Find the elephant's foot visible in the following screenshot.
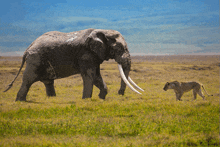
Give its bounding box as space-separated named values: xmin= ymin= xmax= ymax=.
xmin=99 ymin=90 xmax=107 ymax=99
xmin=15 ymin=97 xmax=27 ymax=102
xmin=47 ymin=92 xmax=56 ymax=97
xmin=48 ymin=94 xmax=56 ymax=97
xmin=82 ymin=97 xmax=91 ymax=99
xmin=118 ymin=89 xmax=125 ymax=95
xmin=44 ymin=81 xmax=56 ymax=97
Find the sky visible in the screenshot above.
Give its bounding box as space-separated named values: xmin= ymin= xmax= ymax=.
xmin=0 ymin=0 xmax=219 ymax=56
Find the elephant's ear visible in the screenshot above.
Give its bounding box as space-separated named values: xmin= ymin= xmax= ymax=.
xmin=85 ymin=30 xmax=118 ymax=60
xmin=85 ymin=30 xmax=108 ymax=61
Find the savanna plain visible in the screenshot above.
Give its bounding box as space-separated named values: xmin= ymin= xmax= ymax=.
xmin=0 ymin=55 xmax=219 ymax=146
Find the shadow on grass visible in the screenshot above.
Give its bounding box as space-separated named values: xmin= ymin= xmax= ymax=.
xmin=26 ymin=100 xmax=76 ymax=105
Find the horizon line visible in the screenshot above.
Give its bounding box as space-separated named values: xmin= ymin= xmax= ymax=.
xmin=0 ymin=51 xmax=220 ymax=57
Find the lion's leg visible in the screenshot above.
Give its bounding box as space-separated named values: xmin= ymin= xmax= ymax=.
xmin=197 ymin=89 xmax=205 ymax=100
xmin=179 ymin=93 xmax=183 ymax=101
xmin=176 ymin=92 xmax=183 ymax=101
xmin=175 ymin=93 xmax=179 ymax=101
xmin=193 ymin=89 xmax=197 ymax=100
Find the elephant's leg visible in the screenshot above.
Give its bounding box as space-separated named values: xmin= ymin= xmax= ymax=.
xmin=79 ymin=54 xmax=100 ymax=99
xmin=80 ymin=66 xmax=97 ymax=99
xmin=81 ymin=73 xmax=94 ymax=99
xmin=16 ymin=82 xmax=33 ymax=101
xmin=42 ymin=80 xmax=56 ymax=96
xmin=16 ymin=64 xmax=39 ymax=101
xmin=118 ymin=78 xmax=126 ymax=95
xmin=118 ymin=68 xmax=130 ymax=95
xmin=94 ymin=67 xmax=108 ymax=99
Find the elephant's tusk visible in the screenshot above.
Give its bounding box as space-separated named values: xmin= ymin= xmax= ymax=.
xmin=118 ymin=64 xmax=142 ymax=94
xmin=128 ymin=77 xmax=144 ymax=92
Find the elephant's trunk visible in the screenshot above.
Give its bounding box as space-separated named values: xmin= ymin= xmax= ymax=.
xmin=115 ymin=52 xmax=144 ymax=95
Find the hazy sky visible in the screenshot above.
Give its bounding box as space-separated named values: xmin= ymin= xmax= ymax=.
xmin=0 ymin=0 xmax=219 ymax=56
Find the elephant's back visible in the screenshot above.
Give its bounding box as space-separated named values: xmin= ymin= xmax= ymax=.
xmin=25 ymin=31 xmax=73 ymax=54
xmin=37 ymin=31 xmax=70 ymax=46
xmin=28 ymin=29 xmax=94 ymax=50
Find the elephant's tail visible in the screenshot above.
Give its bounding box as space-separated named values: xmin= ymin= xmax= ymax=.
xmin=3 ymin=52 xmax=27 ymax=92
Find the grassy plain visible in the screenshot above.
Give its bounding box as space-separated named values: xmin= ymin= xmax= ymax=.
xmin=0 ymin=55 xmax=219 ymax=146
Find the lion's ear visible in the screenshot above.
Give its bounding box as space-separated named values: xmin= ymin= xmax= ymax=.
xmin=167 ymin=82 xmax=170 ymax=85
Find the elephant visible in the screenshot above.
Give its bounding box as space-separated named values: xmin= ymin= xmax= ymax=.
xmin=4 ymin=28 xmax=144 ymax=101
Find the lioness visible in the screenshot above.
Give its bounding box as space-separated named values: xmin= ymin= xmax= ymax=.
xmin=163 ymin=81 xmax=213 ymax=101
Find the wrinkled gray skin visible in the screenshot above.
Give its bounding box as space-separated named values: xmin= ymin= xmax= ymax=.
xmin=4 ymin=29 xmax=131 ymax=101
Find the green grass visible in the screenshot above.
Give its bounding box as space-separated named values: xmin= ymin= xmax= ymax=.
xmin=0 ymin=56 xmax=219 ymax=146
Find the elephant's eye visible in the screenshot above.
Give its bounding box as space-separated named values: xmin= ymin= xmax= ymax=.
xmin=110 ymin=50 xmax=115 ymax=55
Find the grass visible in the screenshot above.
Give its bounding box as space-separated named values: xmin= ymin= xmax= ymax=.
xmin=0 ymin=55 xmax=219 ymax=146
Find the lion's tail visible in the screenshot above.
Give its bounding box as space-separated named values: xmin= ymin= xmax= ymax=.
xmin=201 ymin=85 xmax=213 ymax=96
xmin=3 ymin=52 xmax=27 ymax=92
